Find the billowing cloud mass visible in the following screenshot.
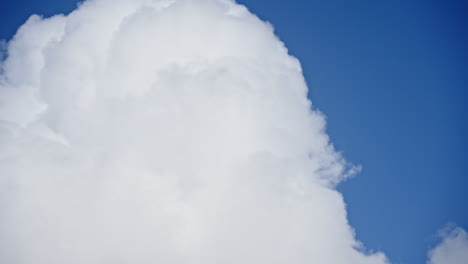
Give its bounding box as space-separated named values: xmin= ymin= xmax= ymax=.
xmin=427 ymin=226 xmax=468 ymax=264
xmin=0 ymin=0 xmax=391 ymax=263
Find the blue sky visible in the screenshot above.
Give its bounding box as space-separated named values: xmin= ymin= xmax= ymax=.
xmin=0 ymin=0 xmax=466 ymax=263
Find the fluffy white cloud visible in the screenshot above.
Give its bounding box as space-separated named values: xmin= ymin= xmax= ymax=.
xmin=0 ymin=0 xmax=389 ymax=263
xmin=427 ymin=226 xmax=468 ymax=264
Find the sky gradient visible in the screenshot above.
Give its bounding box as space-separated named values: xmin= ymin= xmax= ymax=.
xmin=235 ymin=1 xmax=468 ymax=262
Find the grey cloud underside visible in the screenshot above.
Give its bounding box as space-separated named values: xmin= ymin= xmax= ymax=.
xmin=0 ymin=0 xmax=391 ymax=263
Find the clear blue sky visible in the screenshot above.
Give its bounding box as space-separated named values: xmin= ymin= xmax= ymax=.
xmin=0 ymin=0 xmax=466 ymax=263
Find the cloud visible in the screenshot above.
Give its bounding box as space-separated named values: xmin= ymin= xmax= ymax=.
xmin=427 ymin=226 xmax=468 ymax=264
xmin=0 ymin=0 xmax=389 ymax=263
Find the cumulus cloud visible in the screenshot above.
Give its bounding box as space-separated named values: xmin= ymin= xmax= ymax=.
xmin=0 ymin=0 xmax=389 ymax=263
xmin=427 ymin=226 xmax=468 ymax=264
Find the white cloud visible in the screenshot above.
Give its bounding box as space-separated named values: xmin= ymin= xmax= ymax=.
xmin=0 ymin=0 xmax=389 ymax=263
xmin=427 ymin=226 xmax=468 ymax=264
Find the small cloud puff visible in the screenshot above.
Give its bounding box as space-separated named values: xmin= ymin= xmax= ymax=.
xmin=428 ymin=226 xmax=468 ymax=264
